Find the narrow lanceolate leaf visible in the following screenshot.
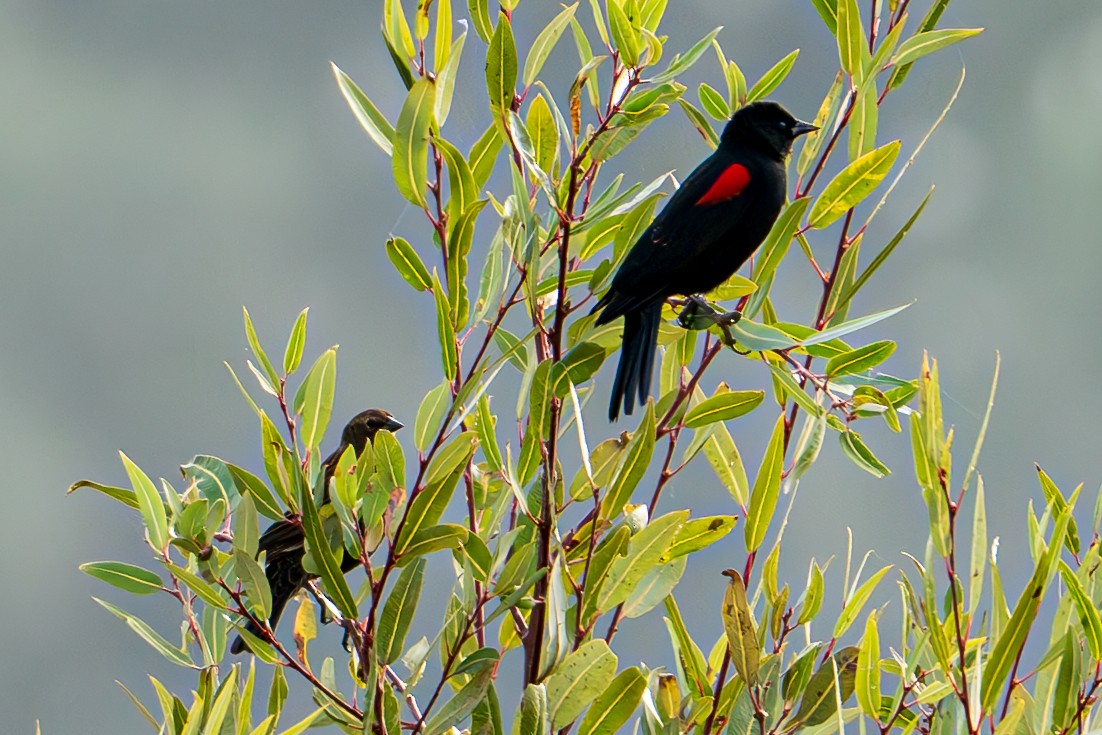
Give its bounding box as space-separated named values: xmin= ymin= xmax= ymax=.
xmin=234 ymin=548 xmax=272 ymax=620
xmin=424 ymin=669 xmax=494 ymax=735
xmin=283 ymin=308 xmax=308 ymax=375
xmin=808 ymin=141 xmax=901 ymax=229
xmin=835 ymin=565 xmax=892 ymax=638
xmin=840 ymin=429 xmax=891 ymax=478
xmin=1059 ymin=561 xmax=1102 ymax=660
xmin=792 ymin=647 xmax=859 ymax=726
xmin=432 ymin=272 xmax=458 ymax=381
xmin=392 ymin=77 xmax=435 ymax=207
xmin=826 ymin=340 xmax=896 ymax=378
xmin=436 ymin=137 xmax=478 ymax=229
xmin=660 ymin=516 xmax=736 ymax=562
xmin=855 ymin=612 xmax=882 ymax=722
xmin=467 ymin=0 xmax=493 ymax=42
xmin=332 ymin=63 xmax=394 ymax=156
xmin=601 ymin=403 xmax=656 ymax=518
xmin=121 ymin=452 xmax=168 ymax=551
xmin=292 ymin=347 xmax=337 ymax=452
xmin=890 ymin=28 xmax=984 ymax=68
xmin=721 ymin=569 xmax=760 ymax=686
xmin=486 ymin=12 xmax=517 ymax=119
xmin=744 ymin=415 xmax=786 ymax=552
xmin=94 ymin=598 xmax=195 ymax=668
xmin=414 ymin=381 xmax=452 ymax=452
xmin=377 ymin=558 xmax=425 ymax=664
xmin=546 ymin=640 xmax=618 ymax=729
xmin=523 ymin=3 xmax=577 ymax=85
xmin=386 ymin=236 xmax=433 ymax=291
xmin=684 ymin=389 xmax=764 ymax=428
xmin=746 ymin=49 xmax=800 ymax=102
xmin=981 ymin=511 xmax=1070 ymax=709
xmin=435 ymin=31 xmax=466 ymax=125
xmin=752 ymin=197 xmax=812 ymax=284
xmin=836 ymin=0 xmax=865 ymax=77
xmin=81 ymin=561 xmax=164 ymax=595
xmin=802 ymin=302 xmax=912 ymax=346
xmin=969 ymin=475 xmax=988 ymax=615
xmin=67 ymin=479 xmax=139 ymax=510
xmin=299 ymin=471 xmax=358 ymax=620
xmin=596 ymin=511 xmax=687 ymax=613
xmin=575 ymin=667 xmax=647 ymax=735
xmin=703 ymin=423 xmax=750 ymax=506
xmin=527 ymin=94 xmax=559 ymax=175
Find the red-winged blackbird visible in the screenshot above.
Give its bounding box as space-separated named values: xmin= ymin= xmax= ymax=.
xmin=230 ymin=408 xmax=403 ymax=654
xmin=593 ymin=101 xmax=817 ymax=420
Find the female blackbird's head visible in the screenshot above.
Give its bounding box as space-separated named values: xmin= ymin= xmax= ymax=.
xmin=721 ymin=101 xmax=818 ymax=160
xmin=340 ymin=408 xmax=403 ymax=451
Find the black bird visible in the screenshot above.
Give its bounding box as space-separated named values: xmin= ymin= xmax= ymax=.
xmin=593 ymin=101 xmax=817 ymax=420
xmin=231 ymin=408 xmax=403 ymax=654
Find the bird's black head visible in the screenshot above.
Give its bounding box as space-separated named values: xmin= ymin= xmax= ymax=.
xmin=720 ymin=101 xmax=818 ymax=161
xmin=341 ymin=408 xmax=403 ymax=451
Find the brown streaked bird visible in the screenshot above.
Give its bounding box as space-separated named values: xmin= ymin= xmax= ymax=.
xmin=231 ymin=408 xmax=402 ymax=654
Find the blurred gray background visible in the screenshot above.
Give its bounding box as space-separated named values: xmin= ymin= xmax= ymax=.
xmin=4 ymin=0 xmax=1100 ymax=731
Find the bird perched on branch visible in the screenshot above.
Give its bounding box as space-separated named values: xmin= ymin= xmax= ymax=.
xmin=593 ymin=101 xmax=817 ymax=421
xmin=231 ymin=408 xmax=403 ymax=654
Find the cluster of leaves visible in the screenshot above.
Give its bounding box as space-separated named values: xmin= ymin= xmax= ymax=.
xmin=74 ymin=3 xmax=1102 ymax=735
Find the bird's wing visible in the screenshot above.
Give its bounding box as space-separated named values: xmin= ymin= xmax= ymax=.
xmin=600 ymin=153 xmax=757 ymax=316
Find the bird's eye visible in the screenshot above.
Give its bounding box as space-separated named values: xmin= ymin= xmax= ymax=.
xmin=778 ymin=120 xmax=789 ymax=129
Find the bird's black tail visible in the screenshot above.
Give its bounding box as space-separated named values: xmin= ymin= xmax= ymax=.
xmin=230 ymin=550 xmax=306 ymax=654
xmin=608 ymin=302 xmax=661 ymax=421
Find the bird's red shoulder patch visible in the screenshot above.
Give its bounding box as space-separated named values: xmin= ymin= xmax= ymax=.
xmin=695 ymin=163 xmax=751 ymax=206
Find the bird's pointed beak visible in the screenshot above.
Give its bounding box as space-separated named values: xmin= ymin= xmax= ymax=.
xmin=791 ymin=120 xmax=819 ymax=138
xmin=384 ymin=417 xmax=404 ymax=432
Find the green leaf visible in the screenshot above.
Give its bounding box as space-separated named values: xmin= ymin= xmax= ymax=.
xmin=397 ymin=523 xmax=469 ymax=560
xmin=527 ymin=94 xmax=559 ymax=175
xmin=799 ymin=561 xmax=825 ymax=624
xmin=81 ymin=561 xmax=164 ymax=595
xmin=575 ymin=667 xmax=647 ymax=735
xmin=839 ymin=429 xmax=891 ymax=478
xmin=546 ymin=640 xmax=619 ymax=729
xmin=744 ymin=415 xmax=785 ymax=552
xmin=121 ymin=451 xmax=168 ymax=551
xmin=810 ymin=0 xmax=838 ymax=35
xmin=651 ymin=27 xmax=723 ymax=84
xmin=808 ymin=140 xmax=901 ymax=228
xmin=165 ymin=563 xmax=228 ymax=610
xmin=721 ymin=569 xmax=760 ymax=686
xmin=392 ymin=77 xmax=436 ymax=207
xmin=1059 ymin=561 xmax=1102 ymax=660
xmin=227 ymin=462 xmax=283 ymax=520
xmin=968 ymin=475 xmax=988 ymax=615
xmin=792 ymin=647 xmax=858 ymax=726
xmin=234 ymin=548 xmax=273 ymax=620
xmin=283 ymin=308 xmax=308 ymax=375
xmin=661 ymin=516 xmax=736 ymax=562
xmin=435 ymin=31 xmax=466 ymax=125
xmin=331 ymin=63 xmax=394 ymax=156
xmin=752 ymin=198 xmax=812 ymax=284
xmin=684 ymin=389 xmax=764 ymax=428
xmin=701 ymin=422 xmax=750 ymax=506
xmin=436 ymin=137 xmax=478 ymax=231
xmin=600 ymin=403 xmax=656 ymax=519
xmin=292 ymin=347 xmax=337 ymax=452
xmin=523 ymin=4 xmax=577 ymax=85
xmin=596 ymin=510 xmax=687 ymax=613
xmin=747 ymin=49 xmax=800 ymax=102
xmin=378 ymin=557 xmax=425 ymax=664
xmin=299 ymin=467 xmax=358 ymax=620
xmin=432 ymin=271 xmax=458 ymax=381
xmin=94 ymin=598 xmax=195 ymax=668
xmin=836 ymin=0 xmax=867 ymax=78
xmin=697 ymin=82 xmax=729 ymax=120
xmin=395 ymin=433 xmax=476 ymax=554
xmin=467 ymin=0 xmax=493 ymax=42
xmin=797 ymin=72 xmax=843 ymax=177
xmin=606 ymin=0 xmax=641 ymax=67
xmin=891 ymin=28 xmax=984 ymax=68
xmin=803 ymin=302 xmax=912 ymax=346
xmin=486 ymin=13 xmax=517 ymax=118
xmin=425 ymin=669 xmax=493 ymax=735
xmin=982 ymin=511 xmax=1070 ymax=709
xmin=67 ymin=479 xmax=139 ymax=510
xmin=386 ymin=236 xmax=433 ymax=292
xmin=415 ymin=381 xmax=452 ymax=452
xmin=180 ymin=454 xmax=238 ymax=509
xmin=677 ymin=99 xmax=719 ymax=149
xmin=855 ymin=612 xmax=882 ymax=722
xmin=826 ymin=340 xmax=896 ymax=378
xmin=435 ymin=0 xmax=453 ymax=68
xmin=848 ymin=81 xmax=878 ymax=160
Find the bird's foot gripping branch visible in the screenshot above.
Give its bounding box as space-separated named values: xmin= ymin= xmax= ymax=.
xmin=77 ymin=5 xmax=1102 ymax=735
